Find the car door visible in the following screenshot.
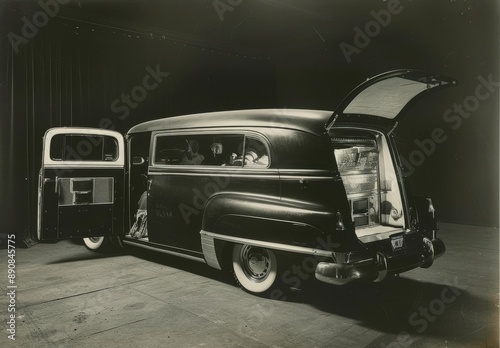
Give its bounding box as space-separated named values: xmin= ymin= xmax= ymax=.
xmin=37 ymin=128 xmax=125 ymax=241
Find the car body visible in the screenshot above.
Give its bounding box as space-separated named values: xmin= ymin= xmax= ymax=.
xmin=37 ymin=69 xmax=456 ymax=295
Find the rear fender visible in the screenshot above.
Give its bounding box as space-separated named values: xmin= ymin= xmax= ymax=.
xmin=203 ymin=193 xmax=331 ymax=247
xmin=200 ymin=192 xmax=367 ymax=270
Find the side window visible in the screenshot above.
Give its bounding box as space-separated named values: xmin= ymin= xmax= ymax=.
xmin=50 ymin=134 xmax=118 ymax=162
xmin=241 ymin=136 xmax=269 ymax=167
xmin=154 ymin=136 xmax=187 ymax=165
xmin=153 ymin=133 xmax=270 ymax=167
xmin=154 ymin=134 xmax=245 ymax=166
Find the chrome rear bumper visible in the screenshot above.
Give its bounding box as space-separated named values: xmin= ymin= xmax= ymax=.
xmin=315 ymin=237 xmax=445 ymax=286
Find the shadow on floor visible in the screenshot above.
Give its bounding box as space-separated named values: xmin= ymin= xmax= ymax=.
xmin=132 ymin=245 xmax=498 ymax=345
xmin=45 ymin=240 xmax=498 ymax=346
xmin=302 ymin=278 xmax=495 ymax=342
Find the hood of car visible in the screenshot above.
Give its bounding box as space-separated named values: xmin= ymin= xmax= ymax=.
xmin=326 ymin=69 xmax=457 ymax=130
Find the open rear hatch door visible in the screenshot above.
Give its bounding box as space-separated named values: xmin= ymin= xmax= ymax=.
xmin=326 ymin=69 xmax=457 ymax=130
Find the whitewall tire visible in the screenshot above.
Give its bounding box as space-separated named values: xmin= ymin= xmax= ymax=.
xmin=232 ymin=244 xmax=278 ymax=294
xmin=83 ymin=236 xmax=106 ymax=250
xmin=83 ymin=236 xmax=123 ymax=252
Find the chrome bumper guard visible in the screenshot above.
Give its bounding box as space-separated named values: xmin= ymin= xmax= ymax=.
xmin=315 ymin=237 xmax=445 ymax=286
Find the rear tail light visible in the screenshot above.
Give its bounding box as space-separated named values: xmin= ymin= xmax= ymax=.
xmin=427 ymin=198 xmax=435 ymax=218
xmin=335 ymin=210 xmax=345 ymax=231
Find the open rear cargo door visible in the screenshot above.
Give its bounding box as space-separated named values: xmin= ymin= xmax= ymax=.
xmin=326 ymin=69 xmax=457 ymax=130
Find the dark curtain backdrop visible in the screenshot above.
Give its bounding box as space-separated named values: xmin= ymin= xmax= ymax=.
xmin=0 ymin=7 xmax=276 ymax=246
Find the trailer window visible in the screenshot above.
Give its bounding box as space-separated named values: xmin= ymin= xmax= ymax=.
xmin=50 ymin=134 xmax=118 ymax=162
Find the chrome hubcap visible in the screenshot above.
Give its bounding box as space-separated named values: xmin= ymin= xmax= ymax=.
xmin=240 ymin=246 xmax=271 ymax=282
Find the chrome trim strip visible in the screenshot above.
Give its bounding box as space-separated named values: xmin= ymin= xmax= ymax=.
xmin=277 ymin=168 xmax=335 ymax=175
xmin=58 ymin=202 xmax=113 ymax=207
xmin=148 ymin=170 xmax=333 ymax=181
xmin=201 ymin=233 xmax=222 ymax=270
xmin=149 ymin=165 xmax=274 ymax=173
xmin=148 ymin=165 xmax=278 ymax=173
xmin=200 ymin=230 xmax=333 ymax=258
xmin=278 ymin=176 xmax=333 ymax=181
xmin=122 ymin=240 xmax=206 ymax=263
xmin=148 ymin=171 xmax=280 ymax=180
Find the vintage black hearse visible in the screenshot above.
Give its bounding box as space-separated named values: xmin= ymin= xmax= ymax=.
xmin=37 ymin=70 xmax=456 ymax=295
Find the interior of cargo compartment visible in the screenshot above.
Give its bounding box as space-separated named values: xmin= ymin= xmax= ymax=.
xmin=332 ymin=131 xmax=405 ymax=239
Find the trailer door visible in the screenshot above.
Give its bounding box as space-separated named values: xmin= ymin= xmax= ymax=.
xmin=37 ymin=128 xmax=125 ymax=241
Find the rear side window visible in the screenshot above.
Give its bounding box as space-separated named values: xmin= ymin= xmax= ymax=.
xmin=153 ymin=133 xmax=270 ymax=167
xmin=50 ymin=134 xmax=118 ymax=162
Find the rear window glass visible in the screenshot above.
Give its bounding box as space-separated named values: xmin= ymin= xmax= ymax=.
xmin=50 ymin=134 xmax=118 ymax=161
xmin=154 ymin=134 xmax=269 ymax=167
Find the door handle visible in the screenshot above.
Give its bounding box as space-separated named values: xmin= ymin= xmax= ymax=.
xmin=299 ymin=179 xmax=308 ymax=189
xmin=147 ymin=179 xmax=152 ymax=190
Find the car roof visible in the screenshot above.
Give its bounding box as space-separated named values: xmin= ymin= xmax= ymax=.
xmin=127 ymin=109 xmax=332 ymax=136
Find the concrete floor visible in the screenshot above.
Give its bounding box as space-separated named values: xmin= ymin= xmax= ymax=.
xmin=1 ymin=222 xmax=498 ymax=347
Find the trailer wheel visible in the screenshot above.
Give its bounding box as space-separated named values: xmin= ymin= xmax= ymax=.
xmin=83 ymin=236 xmax=122 ymax=253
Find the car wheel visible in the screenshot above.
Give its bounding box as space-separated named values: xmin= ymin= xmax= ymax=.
xmin=83 ymin=236 xmax=106 ymax=250
xmin=232 ymin=244 xmax=278 ymax=294
xmin=83 ymin=236 xmax=122 ymax=252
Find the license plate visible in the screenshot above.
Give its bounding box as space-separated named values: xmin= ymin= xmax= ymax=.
xmin=390 ymin=234 xmax=404 ymax=251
